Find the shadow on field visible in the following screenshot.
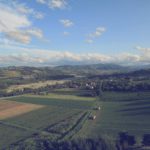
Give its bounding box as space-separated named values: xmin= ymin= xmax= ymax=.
xmin=124 ymin=110 xmax=150 ymax=116
xmin=117 ymin=96 xmax=150 ymax=116
xmin=121 ymin=106 xmax=150 ymax=112
xmin=124 ymin=101 xmax=150 ymax=107
xmin=119 ymin=106 xmax=150 ymax=115
xmin=102 ymin=96 xmax=150 ymax=103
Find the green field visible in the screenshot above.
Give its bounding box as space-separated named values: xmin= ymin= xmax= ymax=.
xmin=0 ymin=90 xmax=150 ymax=149
xmin=77 ymin=92 xmax=150 ymax=138
xmin=7 ymin=94 xmax=95 ymax=109
xmin=0 ymin=123 xmax=32 ymax=148
xmin=0 ymin=91 xmax=95 ymax=149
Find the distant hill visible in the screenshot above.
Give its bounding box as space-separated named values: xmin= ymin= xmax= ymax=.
xmin=55 ymin=63 xmax=128 ymax=75
xmin=128 ymin=68 xmax=150 ymax=76
xmin=56 ymin=63 xmax=124 ymax=70
xmin=0 ymin=63 xmax=150 ymax=78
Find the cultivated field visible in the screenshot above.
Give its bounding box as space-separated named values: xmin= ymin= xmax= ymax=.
xmin=0 ymin=100 xmax=44 ymax=120
xmin=7 ymin=95 xmax=94 ymax=109
xmin=0 ymin=124 xmax=32 ymax=148
xmin=7 ymin=80 xmax=68 ymax=92
xmin=30 ymin=92 xmax=95 ymax=101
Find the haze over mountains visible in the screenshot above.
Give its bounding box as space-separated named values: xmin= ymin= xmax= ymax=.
xmin=1 ymin=63 xmax=150 ymax=78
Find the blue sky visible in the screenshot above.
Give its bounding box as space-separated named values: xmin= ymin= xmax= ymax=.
xmin=0 ymin=0 xmax=150 ymax=66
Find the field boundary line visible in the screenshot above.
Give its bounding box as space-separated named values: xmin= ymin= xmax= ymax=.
xmin=93 ymin=124 xmax=150 ymax=131
xmin=0 ymin=120 xmax=41 ymax=133
xmin=60 ymin=111 xmax=91 ymax=141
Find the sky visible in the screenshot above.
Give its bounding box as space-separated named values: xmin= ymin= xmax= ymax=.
xmin=0 ymin=0 xmax=150 ymax=66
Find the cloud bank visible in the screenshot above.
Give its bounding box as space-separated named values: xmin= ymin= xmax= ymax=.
xmin=0 ymin=44 xmax=150 ymax=66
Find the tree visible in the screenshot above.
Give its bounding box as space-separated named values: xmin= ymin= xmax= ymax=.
xmin=142 ymin=134 xmax=150 ymax=146
xmin=95 ymin=80 xmax=103 ymax=100
xmin=116 ymin=132 xmax=136 ymax=150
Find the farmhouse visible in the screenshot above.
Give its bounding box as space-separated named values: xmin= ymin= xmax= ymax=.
xmin=89 ymin=115 xmax=97 ymax=120
xmin=94 ymin=106 xmax=101 ymax=110
xmin=92 ymin=115 xmax=96 ymax=120
xmin=97 ymin=106 xmax=101 ymax=110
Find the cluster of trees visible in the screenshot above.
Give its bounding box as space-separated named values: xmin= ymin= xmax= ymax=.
xmin=102 ymin=80 xmax=150 ymax=92
xmin=116 ymin=132 xmax=150 ymax=150
xmin=86 ymin=69 xmax=150 ymax=92
xmin=8 ymin=133 xmax=150 ymax=150
xmin=0 ymin=75 xmax=74 ymax=89
xmin=66 ymin=75 xmax=150 ymax=95
xmin=0 ymin=66 xmax=74 ymax=90
xmin=9 ymin=137 xmax=114 ymax=150
xmin=0 ymin=78 xmax=149 ymax=99
xmin=88 ymin=69 xmax=150 ymax=80
xmin=0 ymin=83 xmax=68 ymax=97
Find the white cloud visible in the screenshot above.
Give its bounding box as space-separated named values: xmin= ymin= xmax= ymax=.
xmin=115 ymin=53 xmax=141 ymax=64
xmin=86 ymin=39 xmax=93 ymax=44
xmin=49 ymin=0 xmax=67 ymax=9
xmin=136 ymin=46 xmax=150 ymax=53
xmin=34 ymin=12 xmax=44 ymax=19
xmin=60 ymin=19 xmax=74 ymax=27
xmin=135 ymin=46 xmax=150 ymax=62
xmin=0 ymin=54 xmax=46 ymax=65
xmin=36 ymin=0 xmax=68 ymax=9
xmin=86 ymin=26 xmax=106 ymax=44
xmin=4 ymin=28 xmax=43 ymax=44
xmin=0 ymin=37 xmax=29 ymax=48
xmin=27 ymin=29 xmax=43 ymax=39
xmin=16 ymin=2 xmax=44 ymax=19
xmin=36 ymin=0 xmax=46 ymax=4
xmin=89 ymin=27 xmax=106 ymax=38
xmin=0 ymin=4 xmax=30 ymax=32
xmin=5 ymin=2 xmax=44 ymax=19
xmin=5 ymin=31 xmax=31 ymax=44
xmin=0 ymin=50 xmax=113 ymax=66
xmin=1 ymin=44 xmax=150 ymax=66
xmin=63 ymin=31 xmax=70 ymax=36
xmin=0 ymin=2 xmax=44 ymax=44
